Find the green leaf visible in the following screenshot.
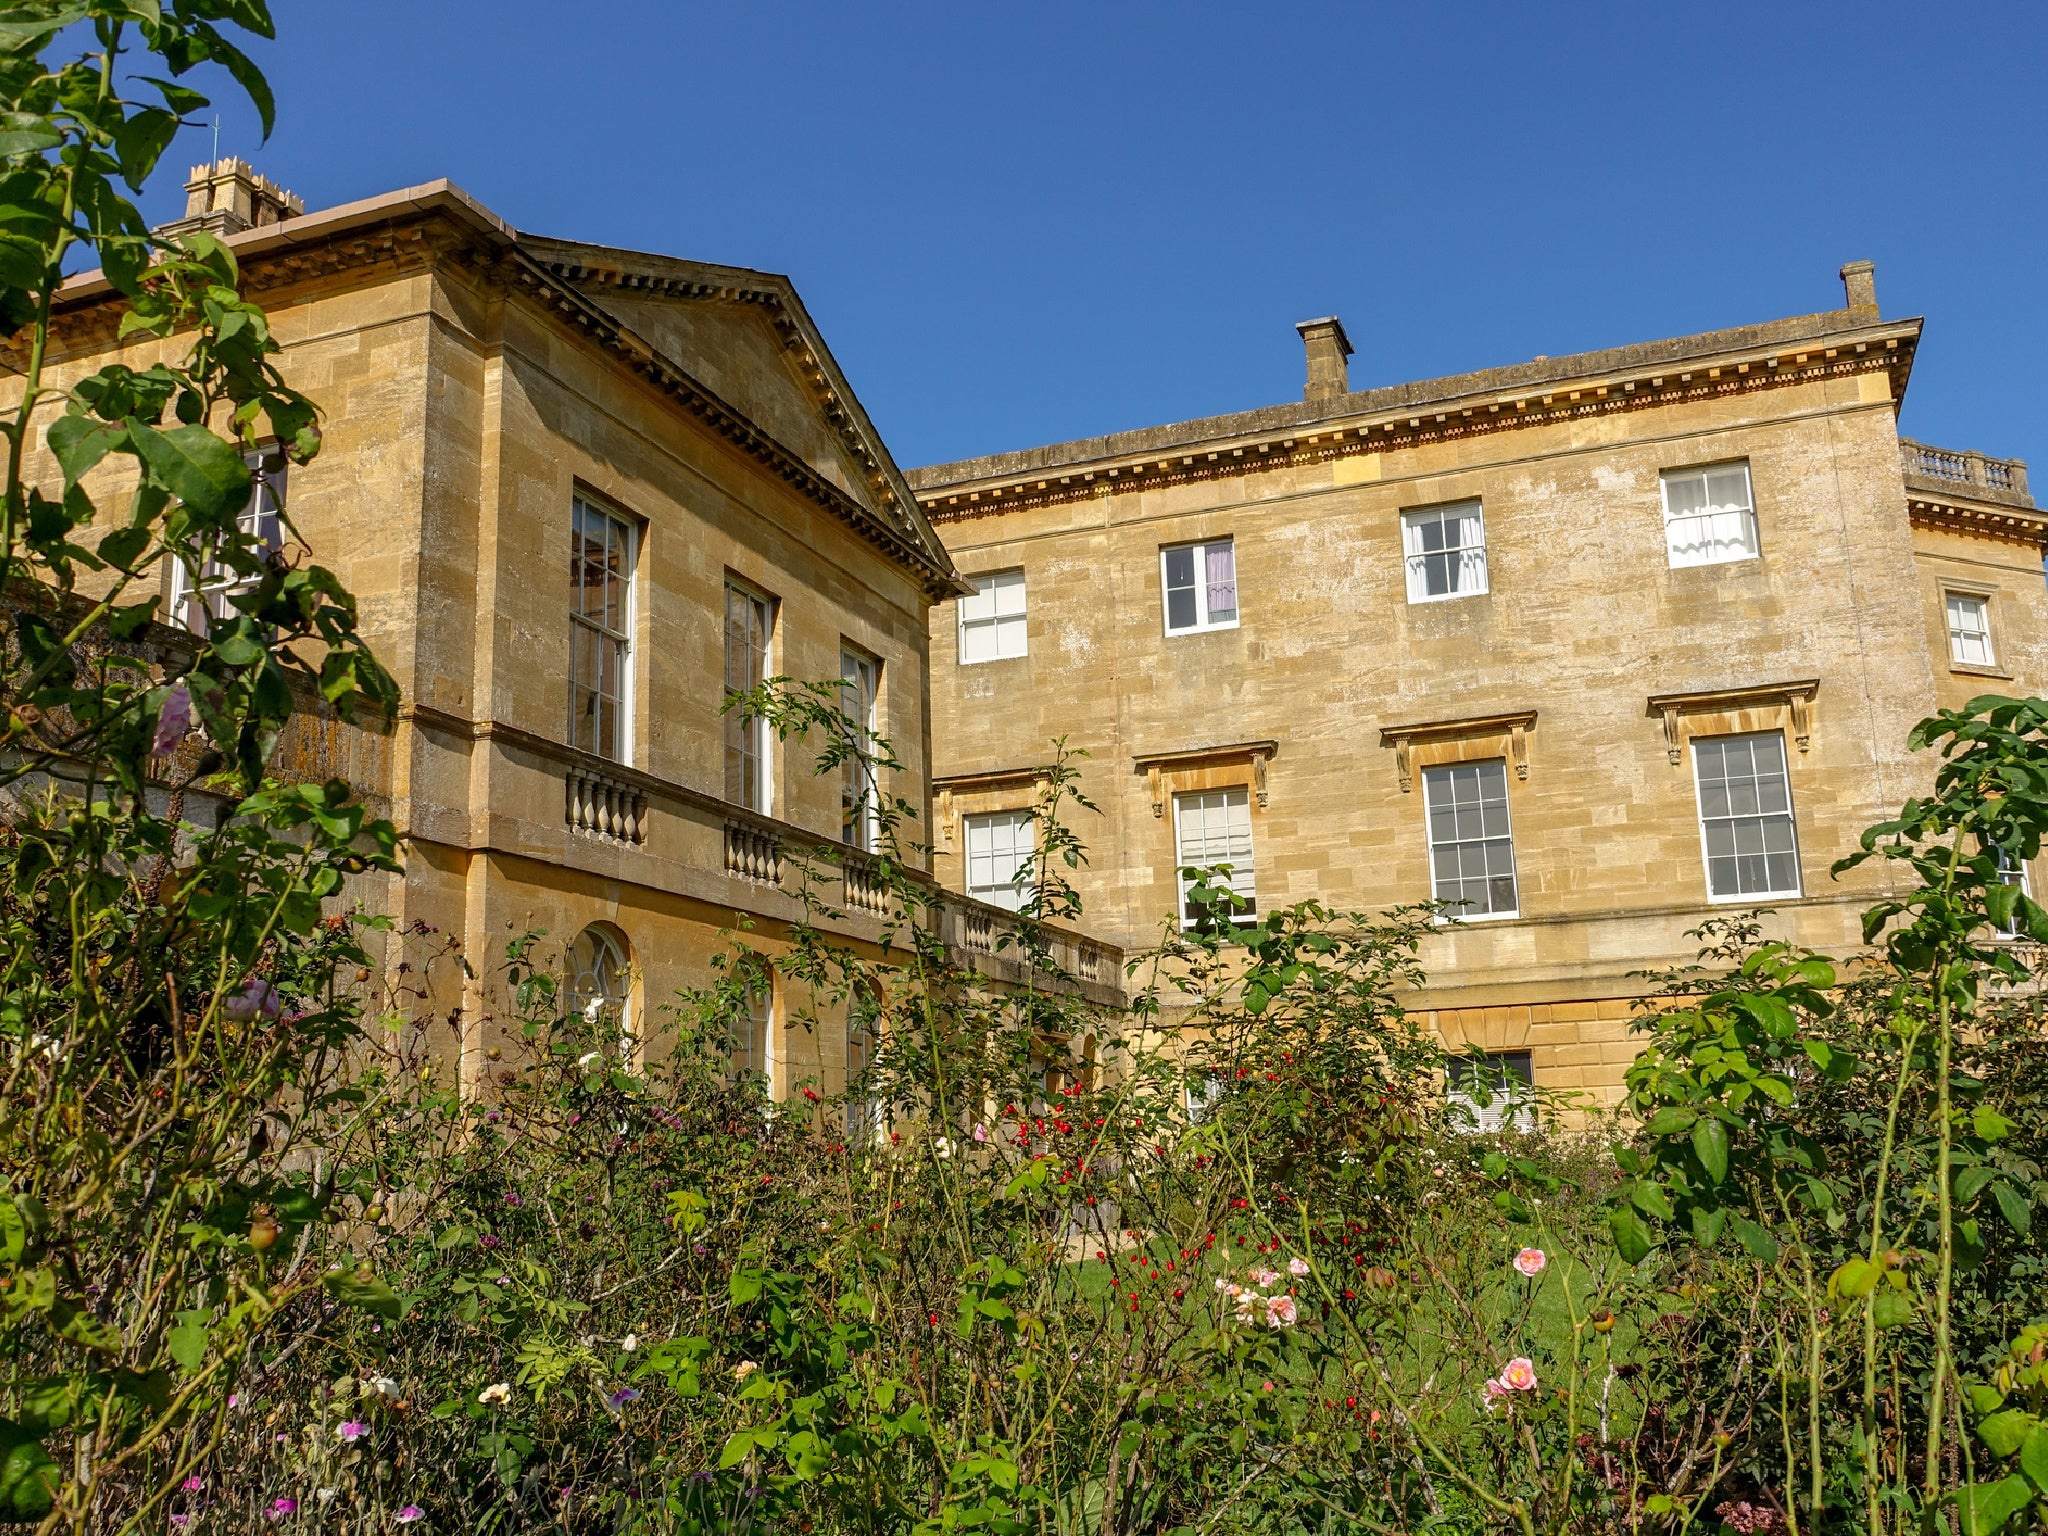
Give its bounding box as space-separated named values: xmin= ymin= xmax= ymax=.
xmin=127 ymin=419 xmax=250 ymax=520
xmin=1692 ymin=1117 xmax=1730 ymax=1185
xmin=1959 ymin=1475 xmax=2034 ymax=1536
xmin=1642 ymin=1106 xmax=1696 ymax=1136
xmin=1992 ymin=1182 xmax=2032 ymax=1237
xmin=1975 ymin=1105 xmax=2016 ymax=1143
xmin=0 ymin=1198 xmax=22 ymax=1264
xmin=1829 ymin=1258 xmax=1880 ymax=1299
xmin=45 ymin=415 xmax=127 ymax=483
xmin=0 ymin=1421 xmax=57 ymax=1522
xmin=0 ymin=113 xmax=61 ymax=158
xmin=1609 ymin=1206 xmax=1653 ymax=1265
xmin=2021 ymin=1425 xmax=2048 ymax=1492
xmin=323 ymin=1270 xmax=402 ymax=1320
xmin=1730 ymin=1215 xmax=1780 ymax=1263
xmin=1981 ymin=1410 xmax=2042 ymax=1458
xmin=166 ymin=1324 xmax=209 ymax=1372
xmin=1872 ymin=1289 xmax=1911 ymax=1329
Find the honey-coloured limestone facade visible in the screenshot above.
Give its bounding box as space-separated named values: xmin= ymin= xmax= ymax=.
xmin=13 ymin=162 xmax=1123 ymax=1101
xmin=912 ymin=264 xmax=2046 ymax=1107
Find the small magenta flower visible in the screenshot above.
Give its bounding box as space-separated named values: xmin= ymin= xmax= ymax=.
xmin=268 ymin=1497 xmax=299 ymax=1519
xmin=395 ymin=1507 xmax=425 ymax=1525
xmin=335 ymin=1420 xmax=369 ymax=1442
xmin=1513 ymin=1247 xmax=1547 ymax=1277
xmin=151 ymin=681 xmax=192 ymax=756
xmin=181 ymin=1476 xmax=203 ymax=1493
xmin=169 ymin=1516 xmax=192 ymax=1530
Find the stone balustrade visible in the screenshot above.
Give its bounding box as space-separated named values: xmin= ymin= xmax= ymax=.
xmin=565 ymin=765 xmax=647 ymax=845
xmin=723 ymin=818 xmax=783 ymax=884
xmin=1900 ymin=439 xmax=2032 ymax=506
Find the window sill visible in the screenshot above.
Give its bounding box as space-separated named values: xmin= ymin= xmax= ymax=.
xmin=1164 ymin=620 xmax=1241 ymax=638
xmin=1406 ymin=589 xmax=1490 ymax=606
xmin=1949 ymin=663 xmax=2012 ymax=680
xmin=1706 ymin=889 xmax=1804 ymax=905
xmin=1432 ymin=910 xmax=1522 ymax=926
xmin=957 ymin=654 xmax=1030 ymax=667
xmin=1665 ymin=552 xmax=1761 ymax=571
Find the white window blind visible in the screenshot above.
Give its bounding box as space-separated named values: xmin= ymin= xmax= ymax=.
xmin=1662 ymin=463 xmax=1758 ymax=567
xmin=1947 ymin=592 xmax=1994 ymax=667
xmin=724 ymin=583 xmax=774 ymax=812
xmin=1422 ymin=759 xmax=1519 ymax=918
xmin=169 ymin=445 xmax=288 ymax=637
xmin=959 ymin=569 xmax=1027 ymax=662
xmin=1162 ymin=539 xmax=1238 ymax=634
xmin=568 ymin=497 xmax=635 ymax=763
xmin=1401 ymin=501 xmax=1488 ymax=602
xmin=1693 ymin=731 xmax=1801 ymax=899
xmin=964 ymin=809 xmax=1035 ymax=912
xmin=1173 ymin=787 xmax=1256 ymax=924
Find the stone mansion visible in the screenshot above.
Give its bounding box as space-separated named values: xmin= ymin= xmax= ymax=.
xmin=27 ymin=161 xmax=2044 ymax=1108
xmin=912 ymin=263 xmax=2043 ymax=1105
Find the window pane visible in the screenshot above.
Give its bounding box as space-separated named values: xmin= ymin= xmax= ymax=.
xmin=1164 ymin=546 xmax=1197 ymax=630
xmin=1693 ymin=730 xmax=1800 ymax=897
xmin=1422 ymin=760 xmax=1517 ymax=917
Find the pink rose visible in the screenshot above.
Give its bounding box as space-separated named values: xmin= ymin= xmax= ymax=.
xmin=151 ymin=681 xmax=192 ymax=756
xmin=1288 ymin=1256 xmax=1310 ymax=1278
xmin=1497 ymin=1356 xmax=1538 ymax=1391
xmin=1513 ymin=1247 xmax=1546 ymax=1276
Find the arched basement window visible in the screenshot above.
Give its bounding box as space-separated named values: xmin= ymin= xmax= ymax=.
xmin=567 ymin=924 xmax=632 ymax=1045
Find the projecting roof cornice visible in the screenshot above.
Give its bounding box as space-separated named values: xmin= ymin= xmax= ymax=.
xmin=911 ymin=312 xmax=1922 ymax=522
xmin=14 ymin=181 xmax=966 ymax=600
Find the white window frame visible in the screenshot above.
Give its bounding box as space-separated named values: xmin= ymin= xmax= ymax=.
xmin=1420 ymin=758 xmax=1521 ymax=921
xmin=1660 ymin=461 xmax=1760 ymax=569
xmin=1446 ymin=1051 xmax=1537 ymax=1135
xmin=567 ymin=924 xmax=633 ymax=1049
xmin=958 ymin=568 xmax=1028 ymax=663
xmin=1400 ymin=500 xmax=1489 ymax=603
xmin=168 ymin=444 xmax=288 ymax=636
xmin=724 ymin=580 xmax=776 ymax=814
xmin=1171 ymin=786 xmax=1256 ymax=928
xmin=732 ymin=974 xmax=774 ymax=1091
xmin=1692 ymin=730 xmax=1803 ymax=903
xmin=1160 ymin=538 xmax=1239 ymax=636
xmin=839 ymin=647 xmax=881 ymax=852
xmin=568 ymin=496 xmax=637 ymax=764
xmin=963 ymin=808 xmax=1036 ymax=912
xmin=1946 ymin=590 xmax=1996 ymax=669
xmin=1993 ymin=849 xmax=2030 ymax=940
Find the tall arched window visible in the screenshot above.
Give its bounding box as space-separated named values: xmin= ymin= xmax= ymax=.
xmin=567 ymin=924 xmax=632 ymax=1045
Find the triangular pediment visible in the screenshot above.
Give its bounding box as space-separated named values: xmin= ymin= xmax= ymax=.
xmin=516 ymin=236 xmax=958 ymax=593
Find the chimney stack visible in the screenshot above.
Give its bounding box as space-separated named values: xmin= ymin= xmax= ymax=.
xmin=1295 ymin=316 xmax=1353 ymax=405
xmin=1839 ymin=260 xmax=1878 ymax=321
xmin=155 ymin=158 xmax=304 ymax=240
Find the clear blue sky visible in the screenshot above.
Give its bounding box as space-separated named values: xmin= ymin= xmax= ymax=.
xmin=143 ymin=0 xmax=2045 ymax=474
